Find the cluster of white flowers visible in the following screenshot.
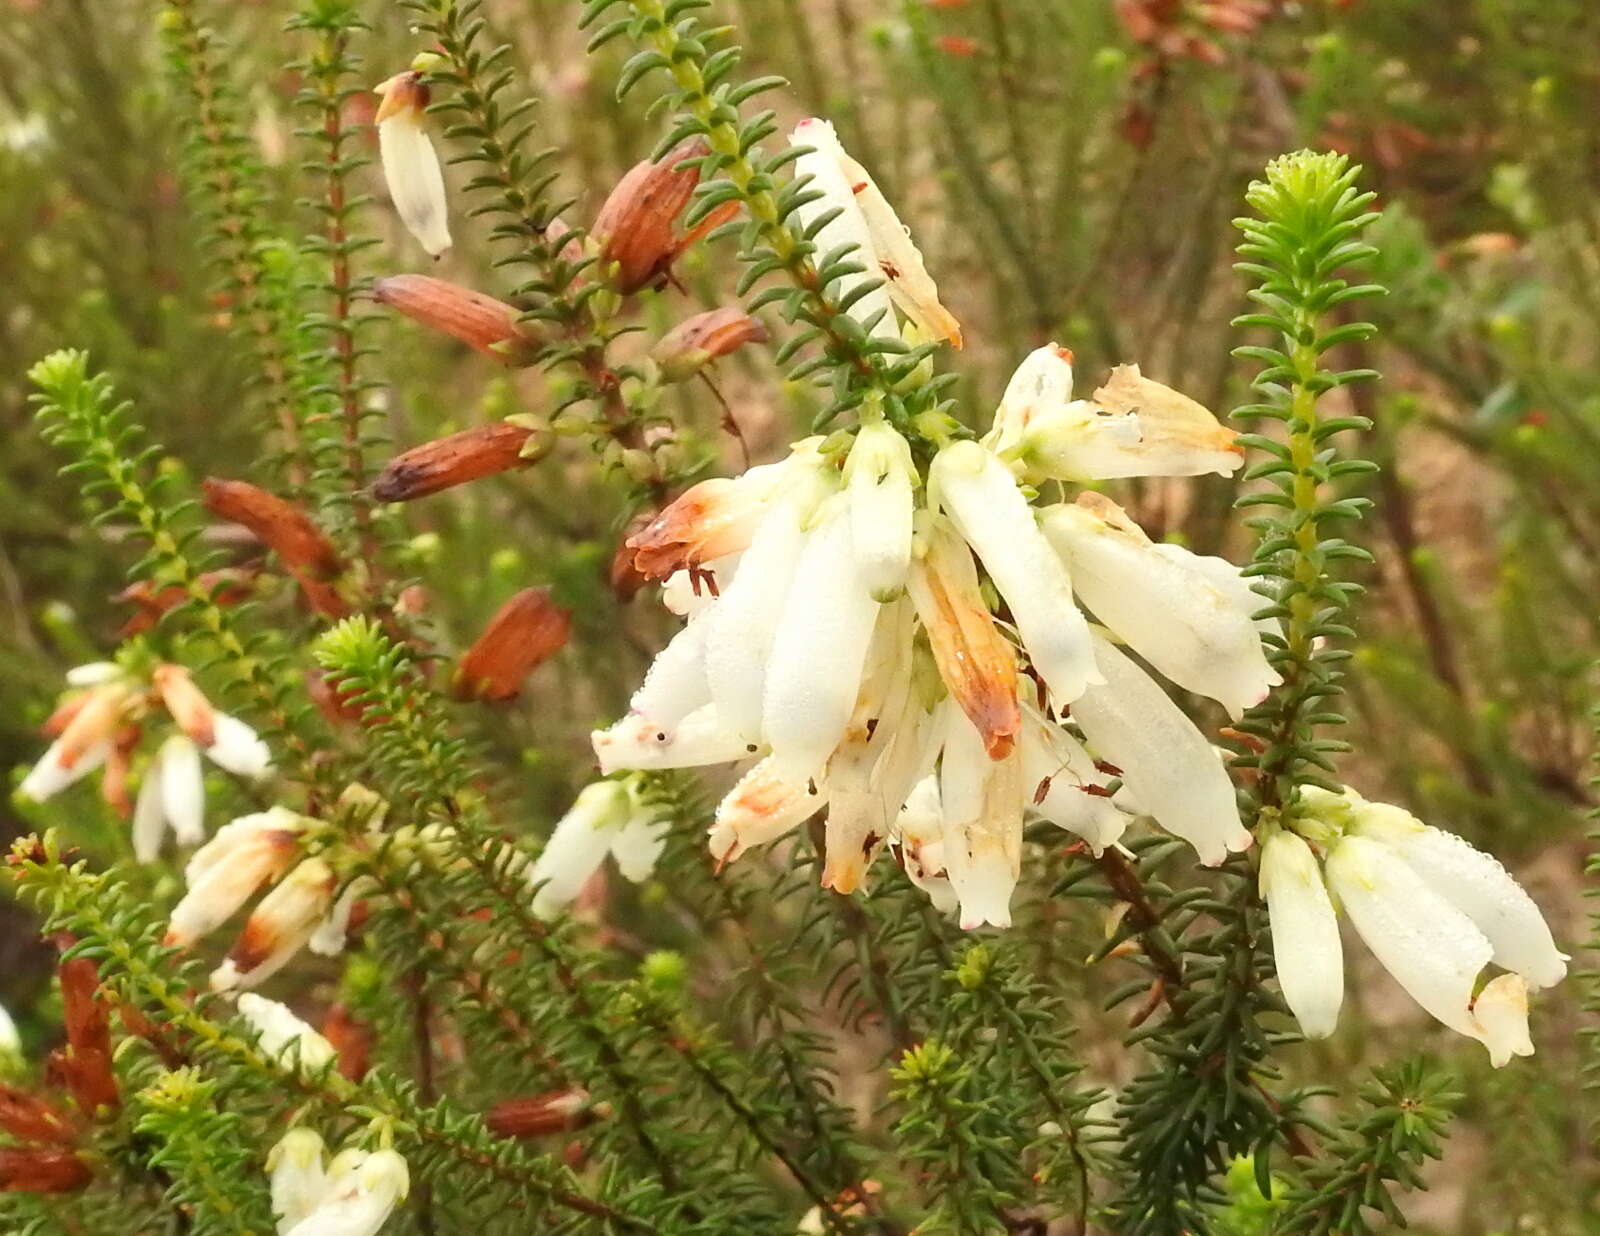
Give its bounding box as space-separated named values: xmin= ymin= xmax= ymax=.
xmin=525 ymin=777 xmax=670 ymax=919
xmin=588 ymin=118 xmax=1274 ymax=930
xmin=268 ymin=1126 xmax=409 ymax=1236
xmin=20 ymin=660 xmax=271 ymax=859
xmin=1260 ymin=785 xmax=1566 ymax=1065
xmin=164 ymin=806 xmax=364 ymax=991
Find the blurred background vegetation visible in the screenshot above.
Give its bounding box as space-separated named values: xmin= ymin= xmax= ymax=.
xmin=0 ymin=0 xmax=1595 ymax=1228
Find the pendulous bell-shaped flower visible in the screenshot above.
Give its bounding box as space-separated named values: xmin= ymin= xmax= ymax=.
xmin=269 ymin=1128 xmax=409 ymax=1236
xmin=1258 ymin=828 xmax=1343 ymax=1039
xmin=237 ymin=994 xmax=337 ymax=1077
xmin=375 ymin=67 xmax=451 ymax=258
xmin=527 ymin=778 xmax=669 ymax=919
xmin=789 ymin=118 xmax=962 ymax=347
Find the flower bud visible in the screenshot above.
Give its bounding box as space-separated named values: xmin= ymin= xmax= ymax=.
xmin=592 ymin=139 xmax=739 ymax=293
xmin=485 ymin=1088 xmax=594 ymax=1139
xmin=453 ymin=588 xmax=572 ymax=702
xmin=0 ymin=1146 xmax=91 ymax=1193
xmin=371 ymin=421 xmax=546 ymax=503
xmin=152 ymin=663 xmax=217 ymax=748
xmin=373 ymin=275 xmax=537 ymax=364
xmin=652 ymin=308 xmax=768 ymax=382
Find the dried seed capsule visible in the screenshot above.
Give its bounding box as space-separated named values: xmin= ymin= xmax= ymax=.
xmin=201 ymin=479 xmax=348 ymax=617
xmin=453 ymin=588 xmax=572 ymax=702
xmin=0 ymin=1146 xmax=92 ymax=1194
xmin=485 ymin=1088 xmax=594 ymax=1139
xmin=592 ymin=139 xmax=740 ymax=293
xmin=371 ymin=422 xmax=545 ymax=503
xmin=652 ymin=308 xmax=768 ymax=382
xmin=373 ymin=275 xmax=537 ymax=364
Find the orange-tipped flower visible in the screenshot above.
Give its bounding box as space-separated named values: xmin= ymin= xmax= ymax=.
xmin=485 ymin=1088 xmax=594 ymax=1140
xmin=905 ymin=513 xmax=1020 ymax=760
xmin=201 ymin=479 xmax=348 ymax=617
xmin=373 ymin=275 xmax=538 ymax=364
xmin=454 ymin=588 xmax=572 ymax=702
xmin=151 ymin=664 xmax=216 ymax=748
xmin=0 ymin=1146 xmax=91 ymax=1193
xmin=211 ymin=858 xmax=336 ymax=991
xmin=652 ymin=308 xmax=768 ymax=382
xmin=371 ymin=421 xmax=545 ymax=503
xmin=592 ymin=139 xmax=740 ymax=293
xmin=624 ymin=475 xmax=771 ymax=581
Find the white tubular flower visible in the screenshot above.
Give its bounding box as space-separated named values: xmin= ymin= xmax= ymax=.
xmin=592 ymin=704 xmax=754 ymax=775
xmin=709 ymin=757 xmax=826 ymax=863
xmin=19 ymin=735 xmax=112 ymax=801
xmin=627 ymin=610 xmax=715 ymax=733
xmin=1344 ymin=796 xmax=1568 ymax=989
xmin=269 ymin=1128 xmax=329 ymax=1234
xmin=212 ymin=858 xmax=337 ymax=992
xmin=1259 ymin=830 xmax=1343 ymax=1039
xmin=1324 ymin=834 xmax=1491 ymax=1038
xmin=205 ymin=713 xmax=273 ymax=780
xmin=282 ymin=1146 xmax=409 ymax=1236
xmin=762 ymin=501 xmax=883 ymax=781
xmin=375 ymin=71 xmax=450 ymax=258
xmin=237 ymin=994 xmax=337 ymax=1076
xmin=931 ymin=440 xmax=1099 ymax=709
xmin=165 ymin=808 xmax=306 ymax=947
xmin=1017 ymin=704 xmax=1127 ymax=853
xmin=937 ymin=703 xmax=1023 ymax=930
xmin=154 ymin=734 xmax=205 ymax=852
xmin=1470 ymin=974 xmax=1534 ymax=1067
xmin=1041 ymin=495 xmax=1279 ymax=718
xmin=789 ymin=118 xmax=961 ymax=347
xmin=894 ymin=775 xmax=958 ymax=914
xmin=844 ymin=421 xmax=916 ymax=601
xmin=529 ymin=781 xmax=632 ymax=919
xmin=1071 ymin=632 xmax=1250 ymax=866
xmin=703 ymin=482 xmax=821 ymax=742
xmin=21 ymin=674 xmax=131 ymax=802
xmin=1079 ymin=365 xmax=1242 ymax=478
xmin=611 ymin=787 xmax=670 ymax=884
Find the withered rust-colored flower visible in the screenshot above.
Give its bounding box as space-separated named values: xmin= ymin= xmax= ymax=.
xmin=0 ymin=1087 xmax=75 ymax=1145
xmin=485 ymin=1088 xmax=595 ymax=1139
xmin=56 ymin=954 xmax=118 ymax=1116
xmin=0 ymin=1146 xmax=92 ymax=1194
xmin=624 ymin=475 xmax=770 ymax=581
xmin=592 ymin=138 xmax=740 ymax=294
xmin=372 ymin=421 xmax=546 ymax=504
xmin=373 ymin=274 xmax=538 ymax=365
xmin=116 ymin=568 xmax=255 ymax=638
xmin=608 ymin=509 xmax=657 ymax=603
xmin=321 ymin=1002 xmax=374 ymax=1082
xmin=454 ymin=588 xmax=572 ymax=702
xmin=652 ymin=308 xmax=768 ymax=383
xmin=201 ymin=479 xmax=348 ymax=618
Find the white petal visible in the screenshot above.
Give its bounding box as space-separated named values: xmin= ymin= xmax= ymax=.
xmin=268 ymin=1128 xmax=329 ymax=1232
xmin=238 ymin=993 xmax=337 ymax=1075
xmin=308 ymin=881 xmax=368 ymax=957
xmin=378 ymin=114 xmax=451 ymax=257
xmin=19 ymin=737 xmax=109 ymax=801
xmin=789 ymin=118 xmax=896 ymax=338
xmin=703 ymin=494 xmax=810 ymax=741
xmin=610 ymin=807 xmax=669 ymax=884
xmin=1470 ymin=974 xmax=1534 ymax=1067
xmin=931 ymin=441 xmax=1099 ymax=708
xmin=283 ymin=1147 xmax=407 ymax=1236
xmin=1083 ymin=365 xmax=1243 ymax=477
xmin=206 ymin=713 xmax=273 ymax=779
xmin=1070 ymin=631 xmax=1250 ymax=865
xmin=937 ymin=704 xmax=1023 ymax=930
xmin=591 ymin=704 xmax=756 ymax=775
xmin=985 ymin=345 xmax=1077 ymax=456
xmin=529 ymin=782 xmax=630 ymax=918
xmin=844 ymin=422 xmax=915 ymax=601
xmin=1259 ymin=831 xmax=1343 ymax=1039
xmin=158 ymin=734 xmax=206 ymax=847
xmin=661 ymin=552 xmax=740 ymax=617
xmin=131 ymin=754 xmax=169 ymax=864
xmin=894 ymin=776 xmax=959 ymax=914
xmin=709 ymin=757 xmax=825 ymax=863
xmin=1352 ymin=808 xmax=1567 ymax=989
xmin=629 ymin=611 xmax=714 ymax=730
xmin=761 ymin=504 xmax=882 ymax=780
xmin=1017 ymin=704 xmax=1127 ymax=852
xmin=1325 ymin=835 xmax=1491 ymax=1037
xmin=1042 ymin=498 xmax=1278 ymax=718
xmin=66 ymin=661 xmax=122 ymax=687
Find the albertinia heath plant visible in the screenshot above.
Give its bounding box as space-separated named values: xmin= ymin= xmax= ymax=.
xmin=0 ymin=2 xmax=1583 ymax=1234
